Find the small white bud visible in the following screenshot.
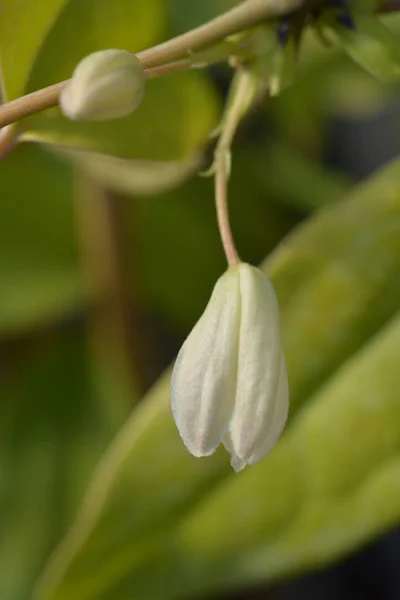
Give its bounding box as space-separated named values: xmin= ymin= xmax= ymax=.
xmin=171 ymin=263 xmax=289 ymax=472
xmin=60 ymin=49 xmax=146 ymax=121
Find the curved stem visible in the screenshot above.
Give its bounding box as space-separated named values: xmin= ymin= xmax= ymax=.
xmin=138 ymin=0 xmax=304 ymax=68
xmin=213 ymin=68 xmax=257 ymax=266
xmin=215 ymin=157 xmax=240 ymax=266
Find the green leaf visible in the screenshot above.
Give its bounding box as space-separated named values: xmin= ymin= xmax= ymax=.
xmin=0 ymin=0 xmax=68 ymax=100
xmin=324 ymin=13 xmax=400 ymax=82
xmin=171 ymin=311 xmax=400 ymax=598
xmin=24 ymin=0 xmax=164 ymax=94
xmin=167 ymin=0 xmax=239 ymax=35
xmin=0 ymin=329 xmax=130 ymax=600
xmin=22 ymin=70 xmax=219 ymax=160
xmin=270 ymin=30 xmax=395 ymax=151
xmin=0 ymin=144 xmax=82 ymax=335
xmin=34 ymin=158 xmax=400 ymax=600
xmin=54 ymin=148 xmax=201 ymax=196
xmin=269 ymin=158 xmax=400 ymax=409
xmin=246 ymin=142 xmax=350 ymax=212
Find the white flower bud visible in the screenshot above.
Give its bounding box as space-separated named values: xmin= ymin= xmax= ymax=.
xmin=60 ymin=49 xmax=146 ymax=121
xmin=171 ymin=263 xmax=289 ymax=472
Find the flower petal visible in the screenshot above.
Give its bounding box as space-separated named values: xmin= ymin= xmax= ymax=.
xmin=246 ymin=354 xmax=289 ymax=465
xmin=222 ymin=433 xmax=247 ymax=472
xmin=171 ymin=268 xmax=241 ymax=457
xmin=223 ymin=355 xmax=288 ymax=470
xmin=229 ymin=264 xmax=283 ymax=461
xmin=60 ymin=49 xmax=145 ymax=121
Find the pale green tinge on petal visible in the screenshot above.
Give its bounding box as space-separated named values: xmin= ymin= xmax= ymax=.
xmin=224 ymin=353 xmax=289 ymax=472
xmin=246 ymin=354 xmax=289 ymax=466
xmin=60 ymin=49 xmax=146 ymax=121
xmin=171 ymin=268 xmax=241 ymax=457
xmin=229 ymin=264 xmax=283 ymax=461
xmin=222 ymin=433 xmax=247 ymax=473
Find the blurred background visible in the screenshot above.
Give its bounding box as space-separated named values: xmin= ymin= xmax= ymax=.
xmin=1 ymin=2 xmax=400 ymax=600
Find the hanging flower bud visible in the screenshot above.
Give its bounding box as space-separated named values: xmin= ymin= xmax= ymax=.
xmin=171 ymin=263 xmax=289 ymax=472
xmin=60 ymin=49 xmax=146 ymax=121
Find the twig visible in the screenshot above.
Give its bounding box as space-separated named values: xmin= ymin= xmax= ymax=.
xmin=0 ymin=0 xmax=304 ymax=129
xmin=137 ymin=0 xmax=304 ymax=68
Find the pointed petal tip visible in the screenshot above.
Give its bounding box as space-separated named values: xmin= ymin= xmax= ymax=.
xmin=230 ymin=454 xmax=247 ymax=472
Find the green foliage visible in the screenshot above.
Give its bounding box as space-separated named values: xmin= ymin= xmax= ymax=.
xmin=0 ymin=144 xmax=82 ymax=335
xmin=168 ymin=0 xmax=238 ymax=34
xmin=0 ymin=330 xmax=132 ymax=600
xmin=25 ymin=0 xmax=164 ymax=92
xmin=324 ymin=12 xmax=400 ymax=82
xmin=0 ymin=0 xmax=68 ymax=99
xmin=32 ymin=159 xmax=400 ymax=600
xmin=22 ymin=71 xmax=218 ymax=160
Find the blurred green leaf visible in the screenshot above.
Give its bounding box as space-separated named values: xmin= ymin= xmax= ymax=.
xmin=56 ymin=148 xmax=201 ymax=196
xmin=0 ymin=144 xmax=82 ymax=336
xmin=24 ymin=0 xmax=164 ymax=94
xmin=0 ymin=0 xmax=68 ymax=100
xmin=168 ymin=0 xmax=239 ymax=34
xmin=0 ymin=329 xmax=130 ymax=600
xmin=270 ymin=158 xmax=400 ymax=409
xmin=324 ymin=13 xmax=400 ymax=82
xmin=171 ymin=311 xmax=400 ymax=599
xmin=323 ymin=65 xmax=395 ymax=118
xmin=271 ymin=35 xmax=396 ymax=152
xmin=34 ymin=157 xmax=400 ymax=600
xmin=246 ymin=141 xmax=351 ymax=211
xmin=22 ymin=70 xmax=219 ymax=161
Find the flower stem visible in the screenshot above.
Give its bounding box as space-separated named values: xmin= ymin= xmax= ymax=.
xmin=214 ymin=68 xmax=257 ymax=266
xmin=215 ymin=154 xmax=240 ymax=266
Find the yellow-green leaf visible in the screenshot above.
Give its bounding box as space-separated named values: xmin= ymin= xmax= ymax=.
xmin=164 ymin=311 xmax=400 ymax=599
xmin=0 ymin=330 xmax=131 ymax=600
xmin=0 ymin=0 xmax=68 ymax=100
xmin=324 ymin=13 xmax=400 ymax=82
xmin=22 ymin=70 xmax=219 ymax=160
xmin=54 ymin=147 xmax=201 ymax=196
xmin=34 ymin=158 xmax=400 ymax=600
xmin=0 ymin=144 xmax=82 ymax=335
xmin=25 ymin=0 xmax=163 ymax=94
